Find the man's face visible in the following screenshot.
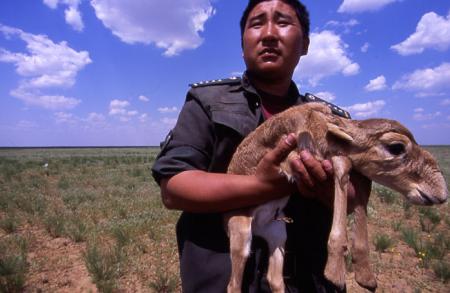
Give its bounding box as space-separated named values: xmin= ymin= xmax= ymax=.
xmin=242 ymin=0 xmax=309 ymax=81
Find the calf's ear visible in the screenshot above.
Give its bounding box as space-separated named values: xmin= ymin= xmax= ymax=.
xmin=326 ymin=123 xmax=354 ymax=143
xmin=297 ymin=131 xmax=318 ymax=156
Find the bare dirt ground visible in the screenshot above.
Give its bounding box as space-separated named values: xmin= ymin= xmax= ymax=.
xmin=9 ymin=203 xmax=449 ymax=293
xmin=1 ymin=147 xmax=448 ymax=292
xmin=20 ymin=225 xmax=97 ymax=293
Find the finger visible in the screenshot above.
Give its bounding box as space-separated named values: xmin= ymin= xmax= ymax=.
xmin=300 ymin=150 xmax=327 ymax=182
xmin=290 ymin=155 xmax=314 ymax=188
xmin=265 ymin=133 xmax=297 ymax=165
xmin=321 ymin=160 xmax=334 ymax=177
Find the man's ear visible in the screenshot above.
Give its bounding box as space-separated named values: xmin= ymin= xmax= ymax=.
xmin=301 ymin=36 xmax=309 ymax=56
xmin=326 ymin=123 xmax=354 ymax=143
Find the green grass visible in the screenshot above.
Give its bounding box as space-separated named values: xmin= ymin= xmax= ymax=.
xmin=84 ymin=242 xmax=122 ymax=293
xmin=0 ymin=213 xmax=20 ymax=234
xmin=0 ymin=147 xmax=179 ymax=291
xmin=149 ymin=267 xmax=178 ymax=293
xmin=0 ymin=146 xmax=447 ymax=291
xmin=374 ymin=233 xmax=394 ymax=252
xmin=433 ymin=261 xmax=450 ymax=283
xmin=373 ymin=185 xmax=398 ymax=204
xmin=0 ymin=236 xmax=29 ymax=293
xmin=0 ymin=254 xmax=28 ymax=292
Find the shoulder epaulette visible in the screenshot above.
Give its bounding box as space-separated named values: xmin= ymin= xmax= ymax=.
xmin=304 ymin=93 xmax=351 ymax=119
xmin=189 ymin=77 xmax=241 ymax=88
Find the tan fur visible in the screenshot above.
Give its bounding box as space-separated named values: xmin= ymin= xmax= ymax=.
xmin=225 ymin=102 xmax=448 ymax=292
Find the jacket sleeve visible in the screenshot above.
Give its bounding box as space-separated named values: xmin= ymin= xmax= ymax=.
xmin=151 ymin=92 xmax=215 ymax=184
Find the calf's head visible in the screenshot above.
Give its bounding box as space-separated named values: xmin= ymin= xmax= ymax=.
xmin=326 ymin=118 xmax=448 ymax=205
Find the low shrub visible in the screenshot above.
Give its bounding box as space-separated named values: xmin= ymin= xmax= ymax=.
xmin=375 ymin=186 xmax=398 ymax=204
xmin=84 ymin=242 xmax=123 ymax=293
xmin=0 ymin=214 xmax=19 ymax=234
xmin=433 ymin=261 xmax=450 ymax=283
xmin=374 ymin=233 xmax=394 ymax=252
xmin=0 ymin=254 xmax=28 ymax=292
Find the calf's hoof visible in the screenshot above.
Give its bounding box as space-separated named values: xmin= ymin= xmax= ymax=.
xmin=355 ymin=268 xmax=377 ymax=292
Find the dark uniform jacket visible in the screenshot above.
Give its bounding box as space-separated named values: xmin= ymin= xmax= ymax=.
xmin=152 ymin=75 xmax=345 ymax=293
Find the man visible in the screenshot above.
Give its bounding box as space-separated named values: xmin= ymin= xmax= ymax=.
xmin=152 ymin=0 xmax=363 ymax=291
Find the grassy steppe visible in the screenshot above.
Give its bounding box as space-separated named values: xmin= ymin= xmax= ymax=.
xmin=0 ymin=147 xmax=448 ymax=292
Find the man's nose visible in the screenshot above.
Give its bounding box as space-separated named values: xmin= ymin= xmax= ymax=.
xmin=261 ymin=22 xmax=278 ymax=43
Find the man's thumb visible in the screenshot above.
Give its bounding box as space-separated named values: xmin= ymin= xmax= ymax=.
xmin=268 ymin=133 xmax=297 ymax=165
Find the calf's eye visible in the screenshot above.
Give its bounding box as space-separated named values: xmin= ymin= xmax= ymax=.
xmin=386 ymin=143 xmax=406 ymax=156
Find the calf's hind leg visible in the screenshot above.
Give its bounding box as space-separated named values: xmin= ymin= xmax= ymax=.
xmin=227 ymin=215 xmax=253 ymax=293
xmin=255 ymin=217 xmax=287 ymax=293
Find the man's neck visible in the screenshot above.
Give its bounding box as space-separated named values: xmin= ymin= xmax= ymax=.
xmin=246 ymin=72 xmax=292 ymax=97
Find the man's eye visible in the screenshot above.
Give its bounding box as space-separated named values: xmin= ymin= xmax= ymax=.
xmin=249 ymin=22 xmax=262 ymax=28
xmin=278 ymin=20 xmax=290 ymax=26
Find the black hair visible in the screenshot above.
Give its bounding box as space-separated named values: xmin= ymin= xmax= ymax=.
xmin=240 ymin=0 xmax=310 ymax=39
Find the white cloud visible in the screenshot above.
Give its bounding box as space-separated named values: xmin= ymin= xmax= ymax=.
xmin=365 ymin=75 xmax=387 ymax=91
xmin=230 ymin=71 xmax=244 ymax=78
xmin=65 ymin=6 xmax=84 ymax=31
xmin=361 ymin=42 xmax=369 ymax=53
xmin=158 ymin=106 xmax=179 ymax=114
xmin=338 ymin=0 xmax=399 ymax=13
xmin=343 ymin=100 xmax=386 ymax=118
xmin=54 ymin=111 xmax=110 ymax=128
xmin=10 ymin=88 xmax=81 ymax=110
xmin=55 ymin=112 xmax=77 ymax=123
xmin=138 ymin=95 xmax=149 ymax=102
xmin=441 ymin=99 xmax=450 ymax=106
xmin=17 ymin=120 xmax=38 ymax=129
xmin=392 ymin=63 xmax=450 ymax=95
xmin=161 ymin=117 xmax=178 ymax=127
xmin=90 ymin=0 xmax=215 ymax=56
xmin=391 ymin=12 xmax=450 ymax=56
xmin=325 ymin=19 xmax=359 ymax=33
xmin=422 ymin=122 xmax=450 ymax=129
xmin=43 ymin=0 xmax=59 ymax=9
xmin=139 ymin=113 xmax=148 ymax=123
xmin=413 ymin=110 xmax=441 ymax=121
xmin=85 ymin=112 xmax=106 ymax=123
xmin=110 ymin=99 xmax=129 ymax=108
xmin=415 ymin=92 xmax=446 ymax=98
xmin=43 ymin=0 xmax=84 ymax=31
xmin=0 ymin=25 xmax=91 ymax=87
xmin=314 ymin=91 xmax=336 ymax=102
xmin=0 ymin=24 xmax=90 ymax=110
xmin=295 ymin=30 xmax=359 ymax=86
xmin=109 ymin=99 xmax=130 ymax=115
xmin=109 ymin=99 xmax=139 ymax=122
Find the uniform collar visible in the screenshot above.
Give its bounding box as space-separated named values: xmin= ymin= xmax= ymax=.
xmin=230 ymin=71 xmax=303 ymax=104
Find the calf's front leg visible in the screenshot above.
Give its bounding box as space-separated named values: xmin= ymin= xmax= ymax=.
xmin=324 ymin=156 xmax=352 ymax=290
xmin=350 ymin=175 xmax=377 ymax=291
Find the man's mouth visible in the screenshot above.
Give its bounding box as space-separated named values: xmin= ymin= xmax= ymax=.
xmin=259 ymin=48 xmax=281 ymax=56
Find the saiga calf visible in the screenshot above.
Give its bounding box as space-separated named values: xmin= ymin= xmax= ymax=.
xmin=225 ymin=102 xmax=448 ymax=292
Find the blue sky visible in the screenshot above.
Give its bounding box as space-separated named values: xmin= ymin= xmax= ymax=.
xmin=1 ymin=0 xmax=449 ymax=146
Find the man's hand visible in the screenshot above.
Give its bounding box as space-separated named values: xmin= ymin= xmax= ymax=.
xmin=253 ymin=132 xmax=369 ymax=213
xmin=254 ymin=134 xmax=298 ymax=196
xmin=286 ymin=135 xmax=362 ymax=212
